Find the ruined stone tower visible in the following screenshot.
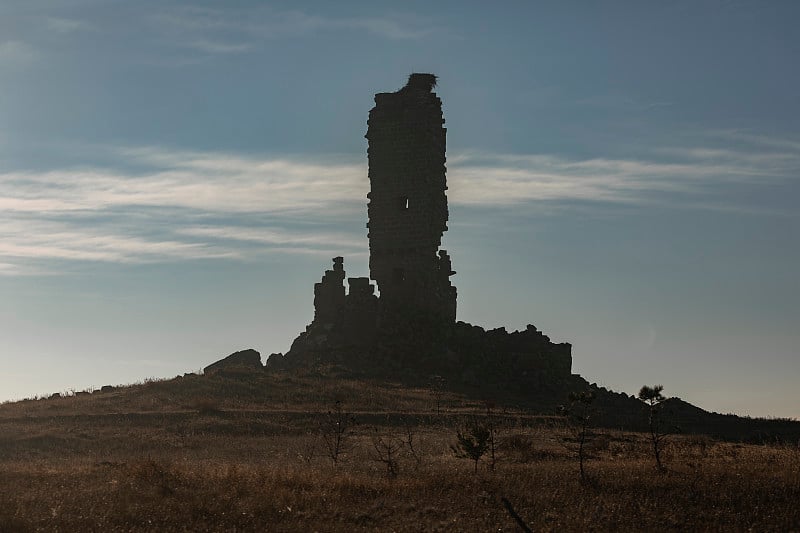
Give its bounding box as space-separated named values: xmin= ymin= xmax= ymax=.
xmin=365 ymin=73 xmax=457 ymax=323
xmin=279 ymin=74 xmax=570 ymax=389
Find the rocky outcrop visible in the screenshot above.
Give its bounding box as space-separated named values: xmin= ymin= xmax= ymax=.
xmin=204 ymin=349 xmax=263 ymax=374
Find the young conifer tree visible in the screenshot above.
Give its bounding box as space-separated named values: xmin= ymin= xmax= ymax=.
xmin=638 ymin=385 xmax=668 ymax=471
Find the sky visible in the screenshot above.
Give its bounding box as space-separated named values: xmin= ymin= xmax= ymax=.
xmin=1 ymin=1 xmax=798 ymax=419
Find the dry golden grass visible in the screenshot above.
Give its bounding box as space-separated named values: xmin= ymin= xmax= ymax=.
xmin=1 ymin=374 xmax=799 ymax=531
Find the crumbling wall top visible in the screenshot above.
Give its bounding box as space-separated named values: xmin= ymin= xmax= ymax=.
xmin=404 ymin=73 xmax=437 ymax=92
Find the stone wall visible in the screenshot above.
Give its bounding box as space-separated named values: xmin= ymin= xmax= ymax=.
xmin=313 ymin=256 xmax=345 ymax=325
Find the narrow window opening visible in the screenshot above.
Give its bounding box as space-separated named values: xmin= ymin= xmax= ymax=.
xmin=399 ymin=196 xmax=409 ymax=211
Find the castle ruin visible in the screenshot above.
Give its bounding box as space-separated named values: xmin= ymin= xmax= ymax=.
xmin=272 ymin=74 xmax=572 ymax=395
xmin=204 ymin=74 xmax=799 ymax=435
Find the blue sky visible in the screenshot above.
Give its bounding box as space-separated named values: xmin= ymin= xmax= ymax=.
xmin=1 ymin=1 xmax=798 ymax=418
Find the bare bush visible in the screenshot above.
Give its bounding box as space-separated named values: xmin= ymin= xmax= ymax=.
xmin=319 ymin=400 xmax=355 ymax=465
xmin=562 ymin=390 xmax=596 ymax=483
xmin=429 ymin=375 xmax=447 ymax=416
xmin=401 ymin=416 xmax=422 ymax=467
xmin=371 ymin=433 xmax=403 ymax=478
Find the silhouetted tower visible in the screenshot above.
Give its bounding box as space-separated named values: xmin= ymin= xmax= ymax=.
xmin=366 ymin=73 xmax=457 ymax=322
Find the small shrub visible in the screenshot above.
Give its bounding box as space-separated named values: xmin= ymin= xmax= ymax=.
xmin=501 ymin=433 xmax=537 ymax=463
xmin=320 ymin=400 xmax=355 ymax=465
xmin=429 ymin=375 xmax=447 ymax=416
xmin=127 ymin=459 xmax=178 ymax=496
xmin=451 ymin=421 xmax=491 ymax=472
xmin=562 ymin=390 xmax=597 ymax=482
xmin=371 ymin=433 xmax=403 ymax=478
xmin=401 ymin=416 xmax=422 ymax=467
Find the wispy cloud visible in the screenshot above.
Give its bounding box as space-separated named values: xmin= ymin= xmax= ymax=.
xmin=0 ymin=132 xmax=797 ymax=274
xmin=0 ymin=149 xmax=366 ymax=214
xmin=574 ymin=93 xmax=675 ymax=113
xmin=0 ymin=262 xmax=24 ymax=276
xmin=448 ymin=141 xmax=799 ymax=207
xmin=152 ymin=6 xmax=438 ymax=57
xmin=179 ymin=226 xmax=365 ymax=253
xmin=0 ymin=40 xmax=37 ymax=65
xmin=186 ymin=39 xmax=251 ymax=54
xmin=1 ymin=5 xmax=440 ymax=69
xmin=645 ymin=101 xmax=674 ymax=110
xmin=280 ymin=12 xmax=436 ymax=40
xmin=0 ymin=148 xmax=369 ymax=272
xmin=0 ymin=217 xmax=237 ymax=264
xmin=45 ymin=17 xmax=91 ymax=34
xmin=708 ymin=129 xmax=800 ymax=153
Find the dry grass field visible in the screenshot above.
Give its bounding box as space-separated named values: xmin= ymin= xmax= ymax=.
xmin=1 ymin=371 xmax=799 ymax=531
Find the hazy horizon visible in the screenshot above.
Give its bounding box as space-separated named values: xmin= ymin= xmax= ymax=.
xmin=1 ymin=1 xmax=798 ymax=419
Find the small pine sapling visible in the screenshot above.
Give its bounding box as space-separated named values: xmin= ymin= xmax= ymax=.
xmin=483 ymin=400 xmax=500 ymax=472
xmin=564 ymin=390 xmax=596 ymax=482
xmin=638 ymin=384 xmax=669 ymax=471
xmin=451 ymin=421 xmax=491 ymax=472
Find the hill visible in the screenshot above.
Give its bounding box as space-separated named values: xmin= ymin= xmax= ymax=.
xmin=1 ymin=369 xmax=799 ymax=531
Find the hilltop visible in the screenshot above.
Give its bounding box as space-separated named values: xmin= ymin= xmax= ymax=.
xmin=1 ymin=367 xmax=799 ymax=531
xmin=5 ymin=363 xmax=798 ymax=443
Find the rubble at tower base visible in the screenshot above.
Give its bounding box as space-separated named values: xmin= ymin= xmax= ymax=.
xmin=267 ymin=259 xmax=573 ymax=402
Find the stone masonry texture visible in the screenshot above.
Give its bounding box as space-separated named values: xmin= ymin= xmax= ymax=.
xmin=366 ymin=73 xmax=457 ymax=323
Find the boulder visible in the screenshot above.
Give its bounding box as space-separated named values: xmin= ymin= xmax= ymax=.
xmin=204 ymin=349 xmax=263 ymax=375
